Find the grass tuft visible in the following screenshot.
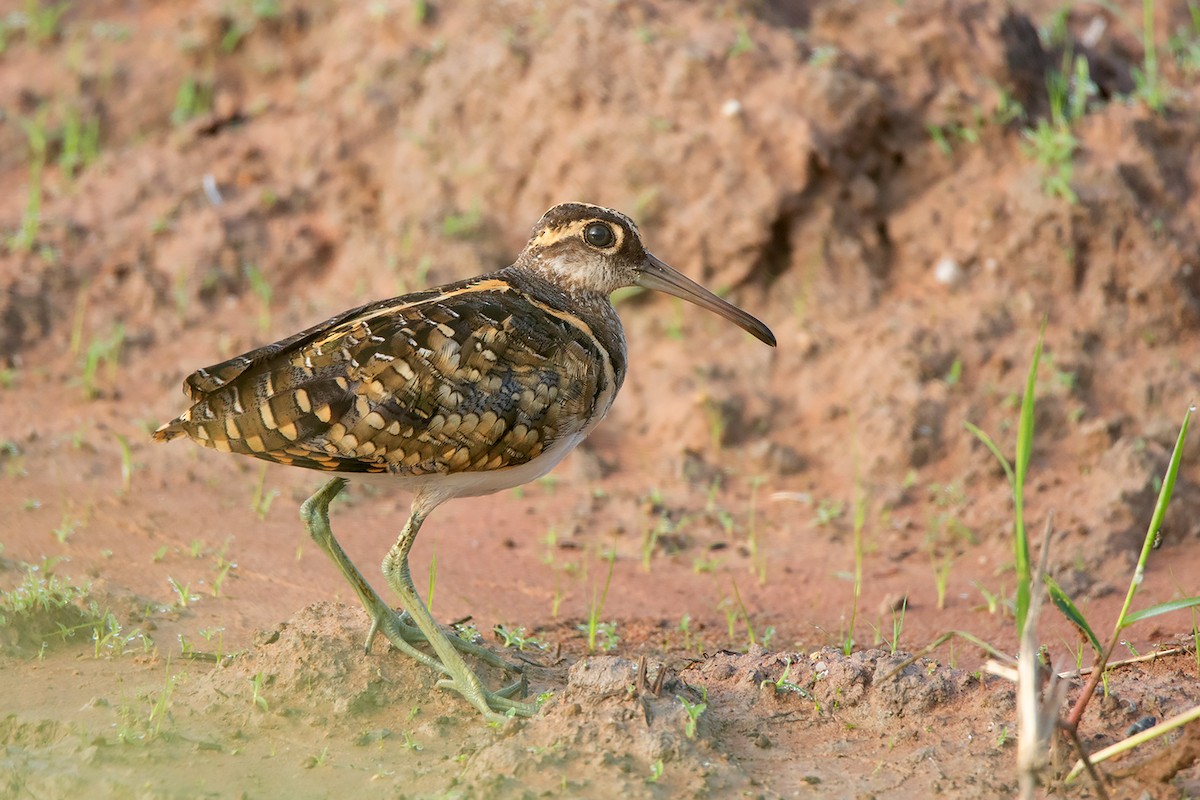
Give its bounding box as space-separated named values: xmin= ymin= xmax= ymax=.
xmin=578 ymin=546 xmax=618 ymax=653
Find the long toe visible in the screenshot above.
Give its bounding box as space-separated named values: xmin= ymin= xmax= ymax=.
xmin=378 ymin=610 xmax=523 ymax=673
xmin=494 ymin=675 xmax=529 ymax=699
xmin=435 ymin=678 xmax=538 ymax=721
xmin=447 ymin=633 xmax=525 ymax=673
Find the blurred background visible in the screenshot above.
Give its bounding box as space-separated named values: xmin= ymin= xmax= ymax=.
xmin=1 ymin=0 xmax=1199 ymax=793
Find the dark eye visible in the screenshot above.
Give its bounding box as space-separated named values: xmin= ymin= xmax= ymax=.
xmin=583 ymin=222 xmax=615 ymax=248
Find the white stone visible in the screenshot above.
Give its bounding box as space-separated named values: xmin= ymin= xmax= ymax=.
xmin=934 ymin=256 xmax=963 ymax=286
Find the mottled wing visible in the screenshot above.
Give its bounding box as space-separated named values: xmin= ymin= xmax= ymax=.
xmin=153 ymin=275 xmax=608 ymax=477
xmin=176 ymin=293 xmax=427 ymax=400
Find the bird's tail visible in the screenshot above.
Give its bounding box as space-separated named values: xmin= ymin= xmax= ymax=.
xmin=151 ymin=414 xmax=190 ymax=442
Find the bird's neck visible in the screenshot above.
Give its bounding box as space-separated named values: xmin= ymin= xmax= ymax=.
xmin=500 ymin=265 xmax=628 ymax=391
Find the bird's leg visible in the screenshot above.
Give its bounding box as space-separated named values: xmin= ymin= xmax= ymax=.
xmin=299 ymin=477 xmax=521 ymax=673
xmin=300 ymin=477 xmax=444 ymax=671
xmin=383 ymin=500 xmax=538 ymax=722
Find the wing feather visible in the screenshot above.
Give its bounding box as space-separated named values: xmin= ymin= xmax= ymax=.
xmin=153 ymin=275 xmax=608 ymax=478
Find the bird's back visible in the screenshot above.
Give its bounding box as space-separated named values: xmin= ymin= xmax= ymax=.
xmin=154 ymin=268 xmax=627 ymax=482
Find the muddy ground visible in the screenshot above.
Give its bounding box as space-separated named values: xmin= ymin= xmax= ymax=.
xmin=2 ymin=1 xmax=1200 ymax=797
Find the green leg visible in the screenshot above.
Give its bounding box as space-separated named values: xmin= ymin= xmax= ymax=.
xmin=299 ymin=478 xmax=522 ymax=675
xmin=300 ymin=477 xmax=444 ymax=672
xmin=382 ymin=498 xmax=538 ymax=722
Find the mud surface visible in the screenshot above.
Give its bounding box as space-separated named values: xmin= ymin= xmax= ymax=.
xmin=3 ymin=1 xmax=1200 ymax=797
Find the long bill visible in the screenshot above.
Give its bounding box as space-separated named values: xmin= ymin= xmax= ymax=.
xmin=634 ymin=253 xmax=777 ymax=347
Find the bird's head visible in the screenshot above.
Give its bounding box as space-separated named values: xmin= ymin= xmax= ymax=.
xmin=517 ymin=202 xmax=776 ymax=347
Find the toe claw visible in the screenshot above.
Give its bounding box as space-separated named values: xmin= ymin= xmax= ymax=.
xmin=363 ymin=615 xmax=381 ymax=654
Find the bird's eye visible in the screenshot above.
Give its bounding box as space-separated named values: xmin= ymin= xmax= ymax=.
xmin=583 ymin=222 xmax=616 ymax=248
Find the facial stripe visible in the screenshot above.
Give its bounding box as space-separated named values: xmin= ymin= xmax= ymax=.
xmin=529 ymin=218 xmax=626 ymax=253
xmin=530 ymin=220 xmax=588 ymax=249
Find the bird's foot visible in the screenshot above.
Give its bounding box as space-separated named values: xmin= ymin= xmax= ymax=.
xmin=436 ymin=674 xmax=538 ymax=723
xmin=365 ymin=607 xmax=523 ymax=673
xmin=443 ymin=621 xmax=527 ymax=673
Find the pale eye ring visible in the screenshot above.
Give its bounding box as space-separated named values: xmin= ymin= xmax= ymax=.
xmin=583 ymin=222 xmax=616 ymax=248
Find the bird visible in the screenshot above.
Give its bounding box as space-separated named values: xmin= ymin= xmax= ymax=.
xmin=153 ymin=202 xmax=776 ymax=722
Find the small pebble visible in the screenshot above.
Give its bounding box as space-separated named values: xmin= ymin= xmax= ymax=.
xmin=933 ymin=257 xmax=962 ymax=286
xmin=1126 ymin=716 xmax=1156 ymax=736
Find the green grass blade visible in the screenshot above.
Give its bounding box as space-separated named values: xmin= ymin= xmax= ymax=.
xmin=1012 ymin=325 xmax=1045 ymax=638
xmin=963 ymin=421 xmax=1015 ymax=488
xmin=1045 ymin=575 xmax=1102 ymax=655
xmin=1122 ymin=596 xmax=1200 ymax=628
xmin=1112 ymin=405 xmax=1193 ymax=634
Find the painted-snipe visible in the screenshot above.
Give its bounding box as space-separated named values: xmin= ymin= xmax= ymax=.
xmin=154 ymin=203 xmax=776 ymax=721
